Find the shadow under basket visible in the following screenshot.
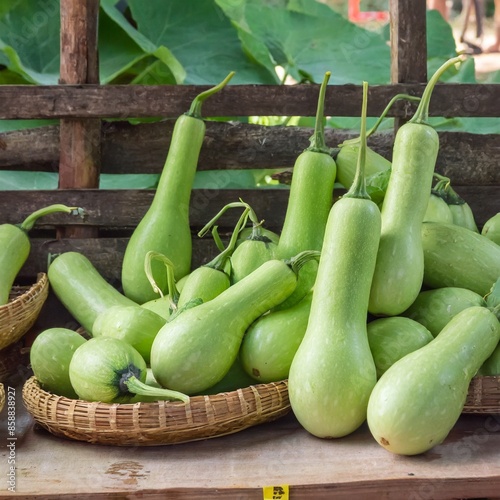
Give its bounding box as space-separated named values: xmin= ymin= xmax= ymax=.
xmin=463 ymin=376 xmax=500 ymax=414
xmin=0 ymin=273 xmax=49 ymax=351
xmin=22 ymin=376 xmax=290 ymax=446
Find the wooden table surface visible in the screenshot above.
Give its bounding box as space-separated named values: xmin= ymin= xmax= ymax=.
xmin=1 ymin=382 xmax=500 ymax=500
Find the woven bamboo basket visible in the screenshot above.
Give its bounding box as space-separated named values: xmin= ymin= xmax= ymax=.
xmin=0 ymin=383 xmax=4 ymax=413
xmin=0 ymin=273 xmax=49 ymax=351
xmin=22 ymin=376 xmax=290 ymax=446
xmin=463 ymin=376 xmax=500 ymax=414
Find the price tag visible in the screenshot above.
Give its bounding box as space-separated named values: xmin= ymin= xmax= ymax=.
xmin=262 ymin=485 xmax=289 ymax=500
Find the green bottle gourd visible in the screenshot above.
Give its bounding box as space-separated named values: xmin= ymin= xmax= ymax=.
xmin=240 ymin=290 xmax=313 ymax=383
xmin=121 ymin=72 xmax=235 ymax=304
xmin=150 ymin=251 xmax=319 ymax=395
xmin=368 ymin=57 xmax=462 ymax=317
xmin=367 ymin=306 xmax=500 ymax=456
xmin=482 ymin=213 xmax=500 ymax=245
xmin=288 ymin=82 xmax=381 ymax=438
xmin=274 ymin=71 xmax=337 ymax=310
xmin=0 ymin=204 xmax=86 ymax=305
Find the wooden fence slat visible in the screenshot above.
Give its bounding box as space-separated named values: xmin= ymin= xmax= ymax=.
xmin=390 ymin=0 xmax=427 ymax=84
xmin=2 ymin=186 xmax=497 ymax=232
xmin=0 ymin=83 xmax=498 ymax=119
xmin=1 ymin=122 xmax=499 ymax=185
xmin=58 ymin=0 xmax=101 ymax=238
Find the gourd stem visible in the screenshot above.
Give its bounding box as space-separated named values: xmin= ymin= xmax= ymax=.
xmin=20 ymin=205 xmax=86 ymax=232
xmin=431 ymin=177 xmax=465 ymax=206
xmin=198 ymin=200 xmax=258 ymax=238
xmin=144 ymin=251 xmax=179 ymax=310
xmin=204 ymin=207 xmax=251 ymax=271
xmin=286 ymin=250 xmax=321 ymax=274
xmin=211 ymin=225 xmax=225 ymax=252
xmin=306 ymin=71 xmax=331 ymax=154
xmin=344 ymin=81 xmax=370 ymax=199
xmin=410 ymin=56 xmax=462 ymax=125
xmin=125 ymin=375 xmax=190 ymax=403
xmin=340 ymin=93 xmax=421 ymax=147
xmin=186 ymin=71 xmax=235 ymax=119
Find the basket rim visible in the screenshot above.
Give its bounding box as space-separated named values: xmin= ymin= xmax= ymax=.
xmin=24 ymin=374 xmax=289 ymax=408
xmin=22 ymin=375 xmax=291 ymax=446
xmin=0 ymin=272 xmax=48 ymax=311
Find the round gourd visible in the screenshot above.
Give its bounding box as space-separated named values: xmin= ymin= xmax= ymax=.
xmin=30 ymin=328 xmax=87 ymax=398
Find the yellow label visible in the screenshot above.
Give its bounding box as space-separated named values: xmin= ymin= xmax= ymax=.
xmin=262 ymin=485 xmax=289 ymax=500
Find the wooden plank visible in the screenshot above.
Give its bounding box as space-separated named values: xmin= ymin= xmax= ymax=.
xmin=1 ymin=123 xmax=499 ymax=184
xmin=390 ymin=0 xmax=427 ymax=131
xmin=0 ymin=189 xmax=290 ymax=231
xmin=390 ymin=0 xmax=427 ymax=84
xmin=58 ymin=0 xmax=101 ymax=238
xmin=0 ymin=83 xmax=498 ymax=119
xmin=2 ymin=186 xmax=498 ymax=232
xmin=3 ymin=401 xmax=500 ymax=499
xmin=17 ymin=237 xmax=222 ymax=283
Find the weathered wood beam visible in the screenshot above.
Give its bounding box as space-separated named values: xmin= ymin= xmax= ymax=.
xmin=0 ymin=83 xmax=498 ymax=119
xmin=1 ymin=122 xmax=498 ymax=185
xmin=58 ymin=0 xmax=101 ymax=238
xmin=390 ymin=0 xmax=427 ymax=131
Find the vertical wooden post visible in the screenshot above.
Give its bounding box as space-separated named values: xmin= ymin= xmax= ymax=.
xmin=389 ymin=0 xmax=428 ymax=129
xmin=58 ymin=0 xmax=100 ymax=238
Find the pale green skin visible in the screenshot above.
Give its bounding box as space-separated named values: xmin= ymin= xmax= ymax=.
xmin=369 ymin=123 xmax=439 ymax=316
xmin=0 ymin=225 xmax=30 ymax=305
xmin=48 ymin=252 xmax=137 ymax=334
xmin=367 ymin=306 xmax=500 ymax=456
xmin=150 ymin=259 xmax=298 ymax=395
xmin=481 ymin=213 xmax=500 ymax=245
xmin=288 ymin=197 xmax=381 ymax=438
xmin=367 ymin=316 xmax=433 ymax=378
xmin=423 ymin=194 xmax=453 ymax=224
xmin=478 ymin=341 xmax=500 ymax=375
xmin=141 ymin=297 xmax=172 ymax=320
xmin=69 ymin=337 xmax=148 ymax=403
xmin=274 ymin=150 xmax=336 ymax=310
xmin=30 ymin=328 xmax=86 ymax=398
xmin=335 ymin=144 xmax=391 ymax=191
xmin=449 ymin=203 xmax=479 ymax=233
xmin=240 ymin=291 xmax=312 ymax=383
xmin=92 ymin=305 xmax=166 ymax=364
xmin=230 ymin=238 xmax=277 ymax=284
xmin=178 ymin=266 xmax=230 ymax=308
xmin=121 ymin=114 xmax=205 ymax=304
xmin=402 ymin=287 xmax=486 ymax=337
xmin=421 ymin=221 xmax=500 ymax=297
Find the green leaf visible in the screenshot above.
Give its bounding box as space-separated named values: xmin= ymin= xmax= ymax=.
xmin=0 ymin=119 xmax=57 ymax=132
xmin=127 ymin=0 xmax=278 ymax=84
xmin=100 ymin=0 xmax=186 ymax=84
xmin=217 ymin=0 xmax=391 ymax=85
xmin=0 ymin=0 xmax=60 ymax=84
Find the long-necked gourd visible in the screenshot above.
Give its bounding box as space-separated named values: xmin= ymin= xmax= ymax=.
xmin=288 ymin=81 xmax=381 ymax=438
xmin=368 ymin=56 xmax=462 ymax=316
xmin=150 ymin=251 xmax=319 ymax=395
xmin=367 ymin=305 xmax=500 ymax=455
xmin=0 ymin=204 xmax=86 ymax=305
xmin=121 ymin=72 xmax=235 ymax=304
xmin=273 ymin=71 xmax=337 ymax=310
xmin=48 ymin=251 xmax=137 ymax=334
